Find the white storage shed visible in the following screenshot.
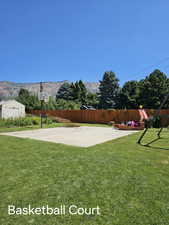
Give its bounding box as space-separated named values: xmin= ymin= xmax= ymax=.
xmin=0 ymin=100 xmax=25 ymax=119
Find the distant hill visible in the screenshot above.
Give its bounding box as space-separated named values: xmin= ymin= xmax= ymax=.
xmin=0 ymin=81 xmax=99 ymax=99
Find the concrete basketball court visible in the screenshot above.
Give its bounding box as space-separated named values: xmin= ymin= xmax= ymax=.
xmin=1 ymin=127 xmax=138 ymax=147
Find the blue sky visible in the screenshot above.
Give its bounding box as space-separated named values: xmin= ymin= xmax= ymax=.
xmin=0 ymin=0 xmax=169 ymax=85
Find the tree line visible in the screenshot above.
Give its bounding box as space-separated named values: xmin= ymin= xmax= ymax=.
xmin=16 ymin=69 xmax=169 ymax=110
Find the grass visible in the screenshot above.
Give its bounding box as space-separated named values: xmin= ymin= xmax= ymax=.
xmin=0 ymin=122 xmax=109 ymax=133
xmin=1 ymin=129 xmax=169 ymax=224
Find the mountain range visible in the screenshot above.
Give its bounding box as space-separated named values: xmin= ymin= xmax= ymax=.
xmin=0 ymin=81 xmax=99 ymax=99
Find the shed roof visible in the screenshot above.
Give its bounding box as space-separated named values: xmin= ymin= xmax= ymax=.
xmin=0 ymin=100 xmax=25 ymax=107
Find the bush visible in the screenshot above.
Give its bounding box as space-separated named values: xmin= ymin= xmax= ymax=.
xmin=31 ymin=117 xmax=41 ymax=125
xmin=46 ymin=118 xmax=53 ymax=124
xmin=0 ymin=116 xmax=41 ymax=127
xmin=0 ymin=115 xmax=58 ymax=128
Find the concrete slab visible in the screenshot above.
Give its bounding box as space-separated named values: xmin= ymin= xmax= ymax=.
xmin=0 ymin=127 xmax=138 ymax=147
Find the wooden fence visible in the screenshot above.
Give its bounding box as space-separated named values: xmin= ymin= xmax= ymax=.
xmin=29 ymin=109 xmax=169 ymax=124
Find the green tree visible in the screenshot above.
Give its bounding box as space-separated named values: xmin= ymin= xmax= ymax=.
xmin=68 ymin=80 xmax=88 ymax=104
xmin=139 ymin=69 xmax=169 ymax=109
xmin=117 ymin=81 xmax=140 ymax=109
xmin=18 ymin=88 xmax=29 ymax=97
xmin=17 ymin=88 xmax=40 ymax=110
xmin=56 ymin=82 xmax=74 ymax=101
xmin=86 ymin=92 xmax=99 ymax=108
xmin=28 ymin=95 xmax=41 ymax=110
xmin=72 ymin=81 xmax=81 ymax=101
xmin=55 ymin=99 xmax=80 ymax=109
xmin=17 ymin=88 xmax=30 ymax=110
xmin=78 ymin=80 xmax=87 ymax=104
xmin=99 ymin=71 xmax=120 ymax=109
xmin=44 ymin=97 xmax=57 ymax=110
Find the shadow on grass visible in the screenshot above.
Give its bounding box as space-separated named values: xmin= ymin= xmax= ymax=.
xmin=138 ymin=137 xmax=169 ymax=151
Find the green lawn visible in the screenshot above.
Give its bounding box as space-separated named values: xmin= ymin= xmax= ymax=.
xmin=0 ymin=122 xmax=109 ymax=133
xmin=1 ymin=129 xmax=169 ymax=224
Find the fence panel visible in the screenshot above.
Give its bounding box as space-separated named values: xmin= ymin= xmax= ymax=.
xmin=30 ymin=109 xmax=143 ymax=123
xmin=29 ymin=109 xmax=169 ymax=124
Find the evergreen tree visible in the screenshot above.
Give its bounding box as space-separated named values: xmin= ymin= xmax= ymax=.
xmin=56 ymin=81 xmax=87 ymax=105
xmin=56 ymin=82 xmax=74 ymax=100
xmin=55 ymin=99 xmax=80 ymax=109
xmin=73 ymin=81 xmax=81 ymax=101
xmin=78 ymin=80 xmax=87 ymax=104
xmin=139 ymin=69 xmax=169 ymax=109
xmin=99 ymin=71 xmax=120 ymax=109
xmin=17 ymin=88 xmax=40 ymax=110
xmin=117 ymin=81 xmax=140 ymax=109
xmin=17 ymin=88 xmax=31 ymax=110
xmin=18 ymin=88 xmax=30 ymax=99
xmin=44 ymin=97 xmax=57 ymax=110
xmin=86 ymin=92 xmax=99 ymax=108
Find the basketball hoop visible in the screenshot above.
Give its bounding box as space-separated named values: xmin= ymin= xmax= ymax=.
xmin=44 ymin=95 xmax=49 ymax=103
xmin=40 ymin=92 xmax=49 ymax=102
xmin=40 ymin=92 xmax=45 ymax=101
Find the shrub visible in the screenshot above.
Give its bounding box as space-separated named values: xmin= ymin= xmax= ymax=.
xmin=46 ymin=118 xmax=53 ymax=124
xmin=31 ymin=117 xmax=41 ymax=125
xmin=0 ymin=115 xmax=59 ymax=128
xmin=0 ymin=116 xmax=41 ymax=127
